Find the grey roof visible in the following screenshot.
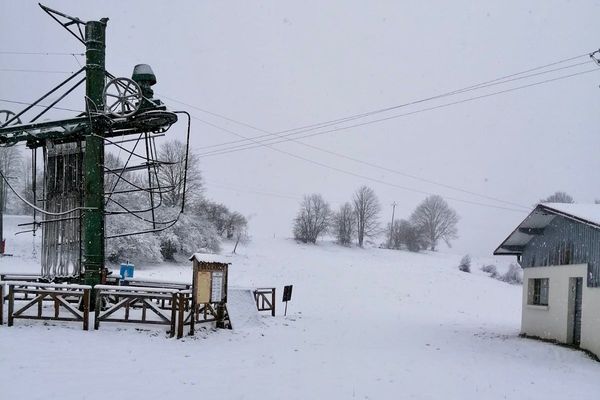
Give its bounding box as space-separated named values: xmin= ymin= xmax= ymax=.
xmin=494 ymin=203 xmax=600 ymax=256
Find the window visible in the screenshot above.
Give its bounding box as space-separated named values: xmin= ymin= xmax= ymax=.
xmin=530 ymin=278 xmax=549 ymax=306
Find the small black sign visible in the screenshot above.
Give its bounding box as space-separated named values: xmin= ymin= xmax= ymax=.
xmin=283 ymin=285 xmax=293 ymax=302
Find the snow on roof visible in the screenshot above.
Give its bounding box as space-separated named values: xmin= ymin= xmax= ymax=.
xmin=189 ymin=253 xmax=232 ymax=264
xmin=494 ymin=203 xmax=600 ymax=255
xmin=541 ymin=203 xmax=600 ymax=227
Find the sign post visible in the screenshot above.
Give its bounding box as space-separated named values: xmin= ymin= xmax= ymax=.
xmin=282 ymin=285 xmax=293 ymax=316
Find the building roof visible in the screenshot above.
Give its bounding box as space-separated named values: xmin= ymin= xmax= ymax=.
xmin=189 ymin=253 xmax=232 ymax=264
xmin=494 ymin=203 xmax=600 ymax=256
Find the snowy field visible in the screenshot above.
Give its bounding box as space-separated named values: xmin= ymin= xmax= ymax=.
xmin=0 ymin=215 xmax=599 ymax=400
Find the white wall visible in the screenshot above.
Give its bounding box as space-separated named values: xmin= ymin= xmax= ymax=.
xmin=581 ymin=283 xmax=600 ymax=357
xmin=521 ymin=264 xmax=586 ymax=344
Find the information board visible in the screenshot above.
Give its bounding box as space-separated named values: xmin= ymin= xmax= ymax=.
xmin=211 ymin=271 xmax=224 ymax=302
xmin=196 ymin=271 xmax=211 ymax=303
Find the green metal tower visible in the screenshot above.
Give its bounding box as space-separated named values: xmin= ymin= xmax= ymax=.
xmin=0 ymin=4 xmax=180 ymax=287
xmin=83 ymin=18 xmax=108 ymax=287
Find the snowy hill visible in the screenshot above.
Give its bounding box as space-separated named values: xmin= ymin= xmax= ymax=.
xmin=0 ymin=216 xmax=599 ymax=399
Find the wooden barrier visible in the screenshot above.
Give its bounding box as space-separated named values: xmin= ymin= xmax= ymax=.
xmin=1 ymin=279 xmax=274 ymax=337
xmin=176 ymin=290 xmax=232 ymax=337
xmin=121 ymin=278 xmax=191 ymax=310
xmin=1 ymin=274 xmax=42 ymax=302
xmin=254 ymin=287 xmax=276 ymax=317
xmin=6 ymin=281 xmax=91 ymax=330
xmin=94 ymin=285 xmax=179 ymax=337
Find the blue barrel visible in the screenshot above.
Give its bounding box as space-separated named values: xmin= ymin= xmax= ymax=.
xmin=119 ymin=263 xmax=135 ymax=279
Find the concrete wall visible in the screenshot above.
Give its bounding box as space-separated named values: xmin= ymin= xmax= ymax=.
xmin=522 ymin=263 xmax=600 ymax=357
xmin=581 ymin=283 xmax=600 ymax=357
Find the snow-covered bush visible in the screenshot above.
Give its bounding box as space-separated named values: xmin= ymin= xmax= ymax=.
xmin=458 ymin=254 xmax=471 ymax=273
xmin=159 ymin=207 xmax=221 ymax=259
xmin=481 ymin=264 xmax=498 ymax=277
xmin=497 ymin=263 xmax=523 ymax=285
xmin=159 ymin=231 xmax=180 ymax=261
xmin=105 ymin=214 xmax=163 ymax=264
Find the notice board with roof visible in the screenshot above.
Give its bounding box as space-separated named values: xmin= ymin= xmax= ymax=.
xmin=189 ymin=253 xmax=230 ymax=304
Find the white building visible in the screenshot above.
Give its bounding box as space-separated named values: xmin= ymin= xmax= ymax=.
xmin=494 ymin=203 xmax=600 ymax=358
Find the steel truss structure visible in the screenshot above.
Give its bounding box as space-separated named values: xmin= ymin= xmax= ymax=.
xmin=0 ymin=4 xmax=191 ymax=283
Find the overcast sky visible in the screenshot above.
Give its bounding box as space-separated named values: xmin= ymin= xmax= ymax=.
xmin=2 ymin=1 xmax=600 ymax=257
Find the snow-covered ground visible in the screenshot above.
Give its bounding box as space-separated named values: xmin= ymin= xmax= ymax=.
xmin=0 ymin=215 xmax=599 ymax=399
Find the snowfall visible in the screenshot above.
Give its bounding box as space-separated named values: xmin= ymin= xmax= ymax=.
xmin=0 ymin=215 xmax=598 ymax=400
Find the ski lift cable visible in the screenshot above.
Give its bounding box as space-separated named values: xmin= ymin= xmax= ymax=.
xmin=182 ymin=68 xmax=599 ymax=212
xmin=189 ymin=114 xmax=529 ymax=213
xmin=196 ymin=68 xmax=599 ymax=158
xmin=196 ymin=66 xmax=599 ymax=157
xmin=163 ymin=52 xmax=594 ymax=151
xmin=176 ymin=69 xmax=600 ymax=214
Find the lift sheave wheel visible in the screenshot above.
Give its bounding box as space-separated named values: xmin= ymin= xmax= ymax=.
xmin=103 ymin=77 xmax=142 ymax=118
xmin=0 ymin=110 xmax=22 ymax=128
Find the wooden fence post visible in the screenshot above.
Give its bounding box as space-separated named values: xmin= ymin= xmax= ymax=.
xmin=82 ymin=288 xmax=90 ymax=331
xmin=7 ymin=285 xmax=14 ymax=327
xmin=189 ymin=297 xmax=195 ymax=337
xmin=94 ymin=289 xmax=102 ymax=330
xmin=177 ymin=293 xmax=184 ymax=339
xmin=170 ymin=292 xmax=177 ymax=338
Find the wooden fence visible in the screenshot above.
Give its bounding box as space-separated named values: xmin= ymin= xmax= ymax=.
xmin=254 ymin=287 xmax=276 ymax=317
xmin=5 ymin=281 xmax=91 ymax=330
xmin=0 ymin=280 xmax=278 ymax=335
xmin=93 ymin=285 xmax=180 ymax=337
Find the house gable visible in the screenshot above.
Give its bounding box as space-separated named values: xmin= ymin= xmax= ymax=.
xmin=521 ymin=215 xmax=600 ymax=287
xmin=494 ymin=204 xmax=600 ymax=288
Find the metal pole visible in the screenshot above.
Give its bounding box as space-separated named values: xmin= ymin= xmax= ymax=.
xmin=82 ymin=18 xmax=108 ymax=288
xmin=388 ymin=201 xmax=396 ymax=248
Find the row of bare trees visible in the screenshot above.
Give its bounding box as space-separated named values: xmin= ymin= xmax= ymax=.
xmin=292 ymin=186 xmax=460 ymax=252
xmin=386 ymin=195 xmax=459 ymax=251
xmin=293 ymin=185 xmax=381 ymax=247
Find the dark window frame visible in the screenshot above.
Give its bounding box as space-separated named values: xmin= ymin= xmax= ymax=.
xmin=531 ymin=278 xmax=549 ymax=306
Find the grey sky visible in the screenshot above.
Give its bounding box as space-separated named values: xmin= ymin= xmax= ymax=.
xmin=2 ymin=1 xmax=600 ymax=256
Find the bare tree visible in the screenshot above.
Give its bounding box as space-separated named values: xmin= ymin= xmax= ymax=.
xmin=293 ymin=194 xmax=331 ymax=244
xmin=225 ymin=212 xmax=247 ymax=240
xmin=353 ymin=186 xmax=380 ymax=247
xmin=540 ymin=191 xmax=574 ymax=204
xmin=232 ymin=219 xmax=250 ymax=254
xmin=410 ymin=195 xmax=459 ymax=251
xmin=0 ymin=146 xmax=23 ymax=211
xmin=387 ymin=219 xmax=425 ymax=252
xmin=157 ymin=140 xmax=202 ymax=208
xmin=332 ymin=202 xmax=356 ymax=246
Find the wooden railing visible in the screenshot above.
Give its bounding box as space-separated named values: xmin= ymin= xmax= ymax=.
xmin=0 ymin=280 xmax=277 ymax=334
xmin=93 ymin=285 xmax=180 ymax=337
xmin=177 ymin=290 xmax=231 ymax=337
xmin=254 ymin=287 xmax=276 ymax=317
xmin=1 ymin=274 xmax=42 ymax=302
xmin=121 ymin=278 xmax=192 ymax=310
xmin=4 ymin=281 xmax=91 ymax=330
